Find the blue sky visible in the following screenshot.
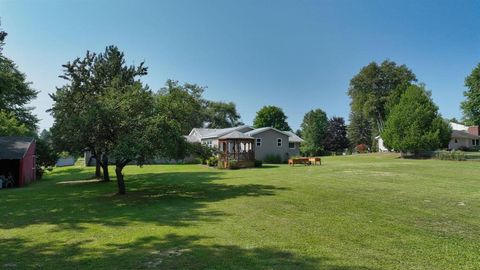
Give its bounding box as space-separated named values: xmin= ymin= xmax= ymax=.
xmin=2 ymin=0 xmax=480 ymax=131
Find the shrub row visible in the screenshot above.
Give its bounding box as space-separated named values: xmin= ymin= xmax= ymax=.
xmin=435 ymin=150 xmax=466 ymax=161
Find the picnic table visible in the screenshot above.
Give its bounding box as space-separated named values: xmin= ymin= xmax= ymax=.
xmin=288 ymin=157 xmax=321 ymax=166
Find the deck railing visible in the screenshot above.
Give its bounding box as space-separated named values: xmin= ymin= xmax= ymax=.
xmin=220 ymin=151 xmax=255 ymax=162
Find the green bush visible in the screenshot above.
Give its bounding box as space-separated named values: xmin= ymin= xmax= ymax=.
xmin=264 ymin=154 xmax=283 ymax=164
xmin=228 ymin=160 xmax=239 ymax=169
xmin=207 ymin=156 xmax=218 ymax=167
xmin=435 ymin=150 xmax=466 ymax=161
xmin=254 ymin=160 xmax=263 ymax=167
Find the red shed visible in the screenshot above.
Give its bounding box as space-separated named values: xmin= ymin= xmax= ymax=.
xmin=0 ymin=137 xmax=36 ymax=188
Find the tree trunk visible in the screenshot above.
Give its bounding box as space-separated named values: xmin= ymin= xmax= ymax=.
xmin=101 ymin=154 xmax=110 ymax=182
xmin=115 ymin=165 xmax=126 ymax=195
xmin=95 ymin=159 xmax=102 ymax=178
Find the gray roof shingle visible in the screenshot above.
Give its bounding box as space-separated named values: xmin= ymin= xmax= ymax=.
xmin=219 ymin=131 xmax=254 ymax=140
xmin=0 ymin=137 xmax=34 ymax=159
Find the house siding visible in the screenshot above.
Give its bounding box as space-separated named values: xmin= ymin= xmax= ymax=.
xmin=449 ymin=137 xmax=478 ymax=150
xmin=286 ymin=142 xmax=301 ymax=157
xmin=252 ymin=129 xmax=291 ymax=162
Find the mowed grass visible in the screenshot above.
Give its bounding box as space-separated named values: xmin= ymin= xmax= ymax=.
xmin=1 ymin=154 xmax=479 ymax=269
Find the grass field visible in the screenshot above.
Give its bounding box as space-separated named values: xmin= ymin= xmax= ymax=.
xmin=1 ymin=154 xmax=479 ymax=269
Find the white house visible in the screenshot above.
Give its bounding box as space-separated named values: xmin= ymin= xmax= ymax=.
xmin=448 ymin=123 xmax=480 ymax=150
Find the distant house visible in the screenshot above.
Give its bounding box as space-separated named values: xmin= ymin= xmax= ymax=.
xmin=375 ymin=122 xmax=480 ymax=152
xmin=185 ymin=125 xmax=304 ymax=162
xmin=448 ymin=123 xmax=480 ymax=150
xmin=0 ymin=137 xmax=36 ymax=188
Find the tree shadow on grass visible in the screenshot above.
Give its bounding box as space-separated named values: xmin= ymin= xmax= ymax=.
xmin=0 ymin=234 xmax=378 ymax=270
xmin=0 ymin=168 xmax=286 ymax=230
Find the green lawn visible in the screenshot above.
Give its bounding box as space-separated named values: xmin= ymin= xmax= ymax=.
xmin=1 ymin=154 xmax=479 ymax=269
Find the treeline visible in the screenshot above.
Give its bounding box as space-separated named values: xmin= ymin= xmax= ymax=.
xmin=346 ymin=60 xmax=453 ymax=155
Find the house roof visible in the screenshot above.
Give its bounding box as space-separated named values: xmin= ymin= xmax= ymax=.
xmin=191 ymin=125 xmax=253 ymax=139
xmin=245 ymin=127 xmax=304 ymax=143
xmin=0 ymin=137 xmax=35 ymax=160
xmin=283 ymin=131 xmax=305 ymax=143
xmin=245 ymin=127 xmax=286 ymax=136
xmin=451 ymin=130 xmax=480 ymax=139
xmin=219 ymin=131 xmax=254 ymax=140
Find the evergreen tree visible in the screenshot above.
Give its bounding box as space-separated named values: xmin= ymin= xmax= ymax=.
xmin=382 ymin=85 xmax=451 ymax=156
xmin=300 ymin=109 xmax=328 ymax=156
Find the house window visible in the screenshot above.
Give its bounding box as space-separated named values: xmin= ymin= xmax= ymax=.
xmin=256 ymin=138 xmax=262 ymax=147
xmin=454 ymin=139 xmax=458 ymax=143
xmin=277 ymin=138 xmax=282 ymax=147
xmin=289 ymin=142 xmax=295 ymax=149
xmin=207 ymin=140 xmax=212 ymax=148
xmin=473 ymin=139 xmax=479 ymax=146
xmin=477 ymin=140 xmax=480 ymax=146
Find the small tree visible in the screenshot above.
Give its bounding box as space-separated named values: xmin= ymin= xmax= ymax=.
xmin=382 ymin=85 xmax=451 ymax=156
xmin=347 ymin=110 xmax=372 ymax=148
xmin=253 ymin=105 xmax=291 ymax=131
xmin=300 ymin=109 xmax=328 ymax=156
xmin=323 ymin=117 xmax=349 ymax=153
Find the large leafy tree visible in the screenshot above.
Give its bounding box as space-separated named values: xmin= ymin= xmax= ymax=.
xmin=323 ymin=117 xmax=349 ymax=153
xmin=155 ymin=80 xmax=206 ymax=135
xmin=300 ymin=109 xmax=328 ymax=156
xmin=50 ymin=46 xmax=147 ymax=182
xmin=253 ymin=105 xmax=291 ymax=131
xmin=347 ymin=111 xmax=373 ymax=147
xmin=98 ymin=81 xmax=187 ymax=194
xmin=0 ymin=25 xmax=38 ymax=132
xmin=0 ymin=111 xmax=30 ymax=136
xmin=205 ymin=101 xmax=243 ymax=128
xmin=51 ymin=46 xmax=186 ymax=194
xmin=348 ymin=60 xmax=416 ymax=134
xmin=382 ymin=84 xmax=451 ymax=156
xmin=461 ymin=63 xmax=480 ymax=125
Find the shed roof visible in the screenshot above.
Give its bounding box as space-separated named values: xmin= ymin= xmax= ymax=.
xmin=0 ymin=137 xmax=35 ymax=159
xmin=219 ymin=131 xmax=254 ymax=140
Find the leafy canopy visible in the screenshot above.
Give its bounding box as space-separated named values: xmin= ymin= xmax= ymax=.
xmin=205 ymin=101 xmax=243 ymax=129
xmin=323 ymin=117 xmax=349 ymax=153
xmin=461 ymin=63 xmax=480 ymax=125
xmin=253 ymin=105 xmax=291 ymax=131
xmin=348 ymin=60 xmax=416 ymax=134
xmin=347 ymin=110 xmax=372 ymax=147
xmin=382 ymin=84 xmax=451 ymax=154
xmin=0 ymin=24 xmax=38 ymax=132
xmin=0 ymin=111 xmax=30 ymax=136
xmin=300 ymin=109 xmax=328 ymax=156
